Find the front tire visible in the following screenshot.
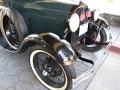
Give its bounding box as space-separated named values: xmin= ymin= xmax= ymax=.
xmin=81 ymin=28 xmax=107 ymax=52
xmin=30 ymin=45 xmax=74 ymax=90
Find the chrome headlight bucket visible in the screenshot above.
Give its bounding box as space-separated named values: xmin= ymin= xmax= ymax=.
xmin=93 ymin=9 xmax=99 ymax=21
xmin=68 ymin=13 xmax=80 ymax=32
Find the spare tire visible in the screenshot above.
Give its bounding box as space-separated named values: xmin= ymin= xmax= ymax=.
xmin=0 ymin=6 xmax=28 ymax=50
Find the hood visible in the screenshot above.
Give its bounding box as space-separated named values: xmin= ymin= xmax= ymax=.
xmin=24 ymin=0 xmax=79 ymax=13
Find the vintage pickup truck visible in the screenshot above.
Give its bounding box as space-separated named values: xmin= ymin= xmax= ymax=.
xmin=0 ymin=0 xmax=109 ymax=90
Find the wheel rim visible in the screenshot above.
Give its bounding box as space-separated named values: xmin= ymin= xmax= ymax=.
xmin=86 ymin=32 xmax=101 ymax=48
xmin=30 ymin=50 xmax=68 ymax=90
xmin=3 ymin=15 xmax=19 ymax=49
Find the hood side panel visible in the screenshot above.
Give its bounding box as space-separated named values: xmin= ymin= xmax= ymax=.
xmin=8 ymin=0 xmax=76 ymax=37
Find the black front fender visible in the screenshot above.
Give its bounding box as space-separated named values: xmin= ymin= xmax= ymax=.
xmin=95 ymin=17 xmax=110 ymax=29
xmin=38 ymin=33 xmax=77 ymax=65
xmin=9 ymin=33 xmax=77 ymax=66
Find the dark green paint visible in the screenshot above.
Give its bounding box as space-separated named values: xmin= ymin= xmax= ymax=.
xmin=8 ymin=0 xmax=76 ymax=37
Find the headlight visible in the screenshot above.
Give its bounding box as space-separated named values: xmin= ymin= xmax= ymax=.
xmin=94 ymin=9 xmax=99 ymax=21
xmin=68 ymin=13 xmax=80 ymax=32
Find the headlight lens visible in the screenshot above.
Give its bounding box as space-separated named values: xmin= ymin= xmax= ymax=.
xmin=69 ymin=13 xmax=80 ymax=32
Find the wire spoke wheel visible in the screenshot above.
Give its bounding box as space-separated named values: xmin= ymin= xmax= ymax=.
xmin=34 ymin=53 xmax=65 ymax=88
xmin=2 ymin=15 xmax=20 ymax=49
xmin=30 ymin=46 xmax=73 ymax=90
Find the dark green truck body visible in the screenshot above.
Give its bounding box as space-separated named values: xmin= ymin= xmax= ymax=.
xmin=7 ymin=0 xmax=78 ymax=37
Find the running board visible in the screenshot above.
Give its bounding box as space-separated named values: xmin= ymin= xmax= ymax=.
xmin=73 ymin=57 xmax=95 ymax=88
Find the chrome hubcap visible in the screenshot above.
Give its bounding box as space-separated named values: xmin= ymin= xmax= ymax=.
xmin=42 ymin=70 xmax=48 ymax=76
xmin=5 ymin=30 xmax=11 ymax=36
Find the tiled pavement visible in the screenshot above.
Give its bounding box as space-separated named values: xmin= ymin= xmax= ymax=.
xmin=0 ymin=47 xmax=48 ymax=90
xmin=87 ymin=28 xmax=120 ymax=90
xmin=0 ymin=26 xmax=120 ymax=90
xmin=87 ymin=51 xmax=120 ymax=90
